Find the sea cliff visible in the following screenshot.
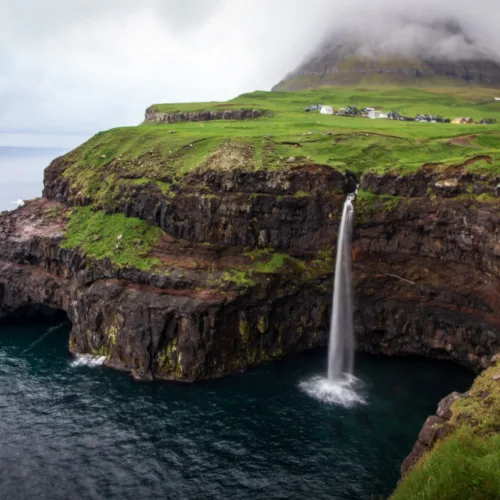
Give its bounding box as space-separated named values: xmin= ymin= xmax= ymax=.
xmin=1 ymin=88 xmax=500 ymax=494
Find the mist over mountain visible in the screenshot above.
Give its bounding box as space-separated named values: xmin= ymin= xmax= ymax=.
xmin=274 ymin=16 xmax=500 ymax=90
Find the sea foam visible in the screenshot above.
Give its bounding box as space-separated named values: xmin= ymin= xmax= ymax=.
xmin=70 ymin=354 xmax=107 ymax=368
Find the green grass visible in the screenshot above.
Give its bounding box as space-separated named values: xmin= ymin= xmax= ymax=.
xmin=476 ymin=133 xmax=500 ymax=149
xmin=59 ymin=87 xmax=500 ymax=207
xmin=62 ymin=207 xmax=163 ymax=271
xmin=356 ymin=190 xmax=401 ymax=223
xmin=391 ymin=429 xmax=500 ymax=500
xmin=392 ymin=363 xmax=500 ymax=500
xmin=55 ymin=87 xmax=500 ymax=272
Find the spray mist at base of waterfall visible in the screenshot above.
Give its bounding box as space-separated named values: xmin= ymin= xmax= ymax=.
xmin=299 ymin=374 xmax=367 ymax=408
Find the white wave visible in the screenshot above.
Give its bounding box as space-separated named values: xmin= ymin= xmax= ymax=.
xmin=299 ymin=374 xmax=367 ymax=408
xmin=70 ymin=354 xmax=107 ymax=367
xmin=12 ymin=199 xmax=24 ymax=206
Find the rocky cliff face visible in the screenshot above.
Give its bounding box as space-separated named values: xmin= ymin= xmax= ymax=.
xmin=0 ymin=196 xmax=338 ymax=382
xmin=1 ymin=156 xmax=500 ymax=381
xmin=354 ymin=181 xmax=500 ymax=371
xmin=144 ymin=108 xmax=265 ymax=124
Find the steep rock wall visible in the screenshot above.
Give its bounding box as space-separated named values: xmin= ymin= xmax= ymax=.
xmin=2 ymin=168 xmax=500 ymax=381
xmin=43 ymin=161 xmax=355 ymax=251
xmin=144 ymin=108 xmax=265 ymax=124
xmin=0 ymin=200 xmax=332 ymax=381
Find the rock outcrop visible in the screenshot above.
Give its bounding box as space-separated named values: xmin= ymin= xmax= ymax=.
xmin=144 ymin=108 xmax=265 ymax=124
xmin=401 ymin=392 xmax=464 ymax=475
xmin=354 ymin=190 xmax=500 ymax=371
xmin=398 ymin=354 xmax=500 ymax=491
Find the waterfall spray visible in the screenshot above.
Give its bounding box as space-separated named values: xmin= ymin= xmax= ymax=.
xmin=327 ymin=193 xmax=355 ymax=381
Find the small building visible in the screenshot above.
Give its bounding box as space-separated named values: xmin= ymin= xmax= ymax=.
xmin=480 ymin=118 xmax=497 ymax=125
xmin=320 ymin=105 xmax=334 ymax=115
xmin=452 ymin=117 xmax=473 ymax=124
xmin=368 ymin=110 xmax=388 ymax=119
xmin=305 ymin=104 xmax=320 ymax=112
xmin=495 ymin=98 xmax=500 ymax=101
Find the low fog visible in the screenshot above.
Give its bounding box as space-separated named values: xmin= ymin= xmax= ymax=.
xmin=307 ymin=1 xmax=500 ymax=63
xmin=1 ymin=0 xmax=499 ymax=136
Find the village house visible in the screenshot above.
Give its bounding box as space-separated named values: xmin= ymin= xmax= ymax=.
xmin=368 ymin=110 xmax=388 ymax=119
xmin=304 ymin=104 xmax=321 ymax=112
xmin=452 ymin=117 xmax=474 ymax=124
xmin=320 ymin=105 xmax=334 ymax=115
xmin=480 ymin=118 xmax=497 ymax=125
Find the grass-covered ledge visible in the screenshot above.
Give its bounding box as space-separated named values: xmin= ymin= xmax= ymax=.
xmin=392 ymin=361 xmax=500 ymax=500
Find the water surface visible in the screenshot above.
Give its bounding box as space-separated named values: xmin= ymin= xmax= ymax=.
xmin=0 ymin=322 xmax=474 ymax=500
xmin=0 ymin=146 xmax=67 ymax=211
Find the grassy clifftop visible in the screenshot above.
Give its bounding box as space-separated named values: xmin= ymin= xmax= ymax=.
xmin=50 ymin=87 xmax=500 ymax=275
xmin=61 ymin=88 xmax=500 ymax=200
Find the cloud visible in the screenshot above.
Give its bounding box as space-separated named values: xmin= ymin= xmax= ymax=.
xmin=312 ymin=1 xmax=500 ymax=62
xmin=0 ymin=0 xmax=499 ymax=137
xmin=0 ymin=0 xmax=335 ymax=135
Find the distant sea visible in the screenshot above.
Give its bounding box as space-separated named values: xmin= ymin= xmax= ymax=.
xmin=0 ymin=133 xmax=88 ymax=212
xmin=0 ymin=147 xmax=68 ymax=211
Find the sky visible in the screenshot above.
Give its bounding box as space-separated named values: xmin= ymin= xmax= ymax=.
xmin=1 ymin=0 xmax=499 ymax=142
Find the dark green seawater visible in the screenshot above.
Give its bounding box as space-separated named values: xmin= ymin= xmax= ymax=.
xmin=0 ymin=322 xmax=473 ymax=500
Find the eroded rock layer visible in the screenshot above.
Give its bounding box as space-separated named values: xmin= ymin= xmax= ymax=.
xmin=1 ymin=161 xmax=500 ymax=381
xmin=144 ymin=108 xmax=265 ymax=124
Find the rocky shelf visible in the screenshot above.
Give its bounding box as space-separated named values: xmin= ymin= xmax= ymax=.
xmin=144 ymin=107 xmax=265 ymax=124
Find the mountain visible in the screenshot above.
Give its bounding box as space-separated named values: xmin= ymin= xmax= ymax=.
xmin=273 ymin=20 xmax=500 ymax=90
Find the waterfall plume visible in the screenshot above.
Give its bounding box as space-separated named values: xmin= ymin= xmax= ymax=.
xmin=299 ymin=192 xmax=365 ymax=408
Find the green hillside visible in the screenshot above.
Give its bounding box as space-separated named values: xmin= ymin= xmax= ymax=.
xmin=61 ymin=87 xmax=500 ymax=207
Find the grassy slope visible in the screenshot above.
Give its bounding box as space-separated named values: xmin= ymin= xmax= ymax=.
xmin=61 ymin=207 xmax=163 ymax=271
xmin=59 ymin=87 xmax=500 ymax=271
xmin=65 ymin=87 xmax=500 ymax=189
xmin=392 ymin=362 xmax=500 ymax=500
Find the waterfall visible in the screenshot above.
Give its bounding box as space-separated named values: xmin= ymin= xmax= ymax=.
xmin=327 ymin=193 xmax=355 ymax=381
xmin=299 ymin=191 xmax=365 ymax=408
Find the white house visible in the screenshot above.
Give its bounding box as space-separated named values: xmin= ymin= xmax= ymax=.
xmin=320 ymin=105 xmax=334 ymax=115
xmin=368 ymin=110 xmax=388 ymax=119
xmin=495 ymin=98 xmax=500 ymax=101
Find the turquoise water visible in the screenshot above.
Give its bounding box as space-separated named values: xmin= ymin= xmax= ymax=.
xmin=0 ymin=321 xmax=473 ymax=500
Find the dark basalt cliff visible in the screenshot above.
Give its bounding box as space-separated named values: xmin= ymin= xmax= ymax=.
xmin=0 ymin=155 xmax=499 ymax=382
xmin=144 ymin=108 xmax=265 ymax=124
